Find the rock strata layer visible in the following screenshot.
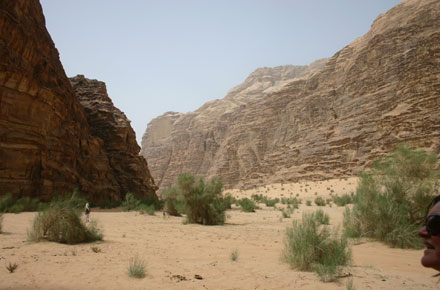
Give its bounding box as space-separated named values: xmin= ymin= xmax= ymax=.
xmin=0 ymin=0 xmax=157 ymax=202
xmin=70 ymin=75 xmax=157 ymax=200
xmin=141 ymin=0 xmax=440 ymax=191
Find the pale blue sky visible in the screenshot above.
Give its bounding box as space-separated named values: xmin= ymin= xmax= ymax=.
xmin=40 ymin=0 xmax=401 ymax=145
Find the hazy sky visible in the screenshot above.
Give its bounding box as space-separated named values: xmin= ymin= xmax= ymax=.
xmin=40 ymin=0 xmax=401 ymax=145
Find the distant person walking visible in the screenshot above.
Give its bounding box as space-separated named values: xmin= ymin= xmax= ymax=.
xmin=85 ymin=202 xmax=91 ymax=223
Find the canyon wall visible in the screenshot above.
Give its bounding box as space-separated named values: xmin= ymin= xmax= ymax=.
xmin=141 ymin=0 xmax=440 ymax=191
xmin=0 ymin=0 xmax=157 ymax=202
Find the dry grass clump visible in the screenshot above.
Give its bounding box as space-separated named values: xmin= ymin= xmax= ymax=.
xmin=283 ymin=211 xmax=351 ymax=282
xmin=6 ymin=262 xmax=18 ymax=273
xmin=128 ymin=256 xmax=146 ymax=278
xmin=27 ymin=205 xmax=103 ymax=244
xmin=231 ymin=249 xmax=239 ymax=262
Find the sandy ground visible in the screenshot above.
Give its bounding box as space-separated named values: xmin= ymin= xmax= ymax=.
xmin=1 ymin=178 xmax=439 ymax=290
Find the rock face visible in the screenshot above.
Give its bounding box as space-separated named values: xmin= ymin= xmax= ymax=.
xmin=141 ymin=0 xmax=440 ymax=191
xmin=0 ymin=0 xmax=157 ymax=202
xmin=70 ymin=75 xmax=157 ymax=200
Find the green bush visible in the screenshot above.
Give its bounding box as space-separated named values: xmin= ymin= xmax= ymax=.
xmin=281 ymin=197 xmax=300 ymax=209
xmin=178 ymin=174 xmax=226 ymax=225
xmin=0 ymin=193 xmax=41 ymax=213
xmin=223 ymin=193 xmax=236 ymax=210
xmin=283 ymin=212 xmax=351 ymax=282
xmin=343 ymin=144 xmax=439 ymax=249
xmin=121 ymin=192 xmax=161 ymax=213
xmin=313 ymin=209 xmax=330 ymax=225
xmin=27 ymin=205 xmax=103 ymax=244
xmin=306 ymin=200 xmax=312 ymax=206
xmin=314 ymin=196 xmax=325 ymax=206
xmin=97 ymin=199 xmax=121 ymax=209
xmin=50 ymin=190 xmax=88 ymax=210
xmin=332 ymin=194 xmax=352 ymax=207
xmin=239 ymin=198 xmax=258 ymax=212
xmin=162 ymin=186 xmax=185 ymax=216
xmin=138 ymin=204 xmax=155 ymax=216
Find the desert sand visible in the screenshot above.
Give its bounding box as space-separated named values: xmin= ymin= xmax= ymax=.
xmin=1 ymin=178 xmax=438 ymax=290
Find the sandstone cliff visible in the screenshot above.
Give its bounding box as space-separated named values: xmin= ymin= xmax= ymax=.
xmin=0 ymin=0 xmax=157 ymax=202
xmin=70 ymin=75 xmax=157 ymax=200
xmin=141 ymin=0 xmax=440 ymax=191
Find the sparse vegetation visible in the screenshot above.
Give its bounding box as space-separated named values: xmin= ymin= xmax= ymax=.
xmin=343 ymin=144 xmax=439 ymax=249
xmin=239 ymin=198 xmax=258 ymax=212
xmin=306 ymin=200 xmax=312 ymax=206
xmin=332 ymin=194 xmax=353 ymax=207
xmin=121 ymin=192 xmax=161 ymax=214
xmin=91 ymin=246 xmax=101 ymax=253
xmin=128 ymin=256 xmax=146 ymax=278
xmin=283 ymin=212 xmax=351 ymax=282
xmin=231 ymin=249 xmax=239 ymax=262
xmin=313 ymin=209 xmax=330 ymax=225
xmin=314 ymin=196 xmax=325 ymax=207
xmin=27 ymin=204 xmax=103 ymax=244
xmin=175 ymin=173 xmax=227 ymax=225
xmin=0 ymin=193 xmax=41 ymax=213
xmin=6 ymin=262 xmax=18 ymax=273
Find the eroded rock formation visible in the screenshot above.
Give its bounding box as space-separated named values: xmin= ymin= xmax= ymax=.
xmin=141 ymin=0 xmax=440 ymax=191
xmin=70 ymin=75 xmax=157 ymax=200
xmin=0 ymin=0 xmax=157 ymax=202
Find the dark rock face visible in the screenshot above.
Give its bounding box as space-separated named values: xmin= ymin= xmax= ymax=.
xmin=0 ymin=0 xmax=157 ymax=202
xmin=70 ymin=75 xmax=157 ymax=200
xmin=141 ymin=0 xmax=440 ymax=191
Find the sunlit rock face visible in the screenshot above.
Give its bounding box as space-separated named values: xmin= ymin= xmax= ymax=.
xmin=0 ymin=0 xmax=157 ymax=202
xmin=143 ymin=0 xmax=440 ymax=191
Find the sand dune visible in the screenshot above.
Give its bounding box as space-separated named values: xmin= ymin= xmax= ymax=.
xmin=1 ymin=178 xmax=438 ymax=290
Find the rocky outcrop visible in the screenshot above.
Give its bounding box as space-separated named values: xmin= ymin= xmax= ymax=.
xmin=70 ymin=75 xmax=157 ymax=200
xmin=141 ymin=0 xmax=440 ymax=191
xmin=0 ymin=0 xmax=157 ymax=202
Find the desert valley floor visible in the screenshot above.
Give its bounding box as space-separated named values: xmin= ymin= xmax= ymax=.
xmin=1 ymin=178 xmax=439 ymax=290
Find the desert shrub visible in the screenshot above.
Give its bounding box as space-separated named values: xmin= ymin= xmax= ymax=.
xmin=313 ymin=209 xmax=330 ymax=225
xmin=343 ymin=144 xmax=439 ymax=249
xmin=97 ymin=199 xmax=121 ymax=209
xmin=314 ymin=196 xmax=325 ymax=206
xmin=121 ymin=192 xmax=161 ymax=213
xmin=251 ymin=194 xmax=279 ymax=207
xmin=121 ymin=193 xmax=141 ymax=211
xmin=281 ymin=208 xmax=292 ymax=218
xmin=0 ymin=193 xmax=16 ymax=212
xmin=239 ymin=198 xmax=258 ymax=212
xmin=231 ymin=249 xmax=239 ymax=262
xmin=50 ymin=190 xmax=88 ymax=210
xmin=306 ymin=200 xmax=312 ymax=206
xmin=281 ymin=197 xmax=300 ymax=209
xmin=251 ymin=194 xmax=265 ymax=203
xmin=223 ymin=193 xmax=236 ymax=210
xmin=332 ymin=194 xmax=353 ymax=207
xmin=283 ymin=212 xmax=351 ymax=282
xmin=264 ymin=197 xmax=280 ymax=207
xmin=27 ymin=205 xmax=103 ymax=244
xmin=0 ymin=193 xmax=41 ymax=213
xmin=178 ymin=173 xmax=226 ymax=225
xmin=128 ymin=256 xmax=146 ymax=278
xmin=6 ymin=262 xmax=18 ymax=273
xmin=162 ymin=186 xmax=185 ymax=216
xmin=138 ymin=204 xmax=155 ymax=216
